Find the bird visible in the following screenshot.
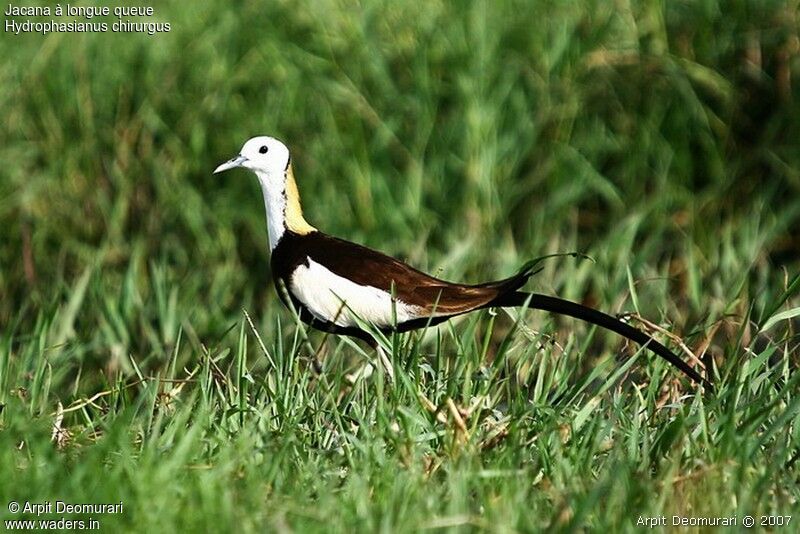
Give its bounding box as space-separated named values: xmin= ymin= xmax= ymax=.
xmin=214 ymin=136 xmax=711 ymax=390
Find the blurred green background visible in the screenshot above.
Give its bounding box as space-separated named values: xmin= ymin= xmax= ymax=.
xmin=1 ymin=0 xmax=799 ymax=530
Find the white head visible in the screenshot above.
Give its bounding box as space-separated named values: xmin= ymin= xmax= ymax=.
xmin=214 ymin=136 xmax=315 ymax=250
xmin=213 ymin=136 xmax=291 ymax=177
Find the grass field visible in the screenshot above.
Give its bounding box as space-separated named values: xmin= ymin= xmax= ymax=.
xmin=2 ymin=0 xmax=800 ymax=531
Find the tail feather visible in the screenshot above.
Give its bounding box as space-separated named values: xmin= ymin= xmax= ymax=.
xmin=491 ymin=291 xmax=712 ymax=390
xmin=474 ymin=253 xmax=592 ymax=293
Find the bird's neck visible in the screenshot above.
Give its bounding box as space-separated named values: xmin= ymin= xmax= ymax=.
xmin=256 ymin=164 xmax=316 ymax=251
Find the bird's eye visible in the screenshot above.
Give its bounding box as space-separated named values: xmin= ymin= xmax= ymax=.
xmin=259 ymin=145 xmax=268 ymax=154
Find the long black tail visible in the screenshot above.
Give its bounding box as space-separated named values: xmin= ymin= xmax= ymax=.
xmin=492 ymin=291 xmax=712 ymax=390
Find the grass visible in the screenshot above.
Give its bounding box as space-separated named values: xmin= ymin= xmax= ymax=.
xmin=1 ymin=0 xmax=800 ymax=531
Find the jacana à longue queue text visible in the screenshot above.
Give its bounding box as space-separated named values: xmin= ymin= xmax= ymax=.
xmin=214 ymin=136 xmax=712 ymax=390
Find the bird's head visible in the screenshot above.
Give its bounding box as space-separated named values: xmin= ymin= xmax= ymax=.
xmin=214 ymin=136 xmax=290 ymax=177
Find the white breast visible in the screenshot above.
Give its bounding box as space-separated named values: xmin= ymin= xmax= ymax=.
xmin=289 ymin=258 xmax=425 ymax=328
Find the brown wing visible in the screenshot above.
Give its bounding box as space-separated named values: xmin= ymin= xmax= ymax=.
xmin=273 ymin=231 xmax=533 ymax=317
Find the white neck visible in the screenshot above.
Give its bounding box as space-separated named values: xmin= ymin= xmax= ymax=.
xmin=256 ymin=170 xmax=286 ymax=251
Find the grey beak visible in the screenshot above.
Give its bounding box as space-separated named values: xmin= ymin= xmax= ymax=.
xmin=214 ymin=155 xmax=247 ymax=174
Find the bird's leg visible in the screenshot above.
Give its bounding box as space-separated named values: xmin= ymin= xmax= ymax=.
xmin=375 ymin=343 xmax=395 ymax=383
xmin=345 ymin=360 xmax=374 ymax=384
xmin=344 ymin=335 xmax=394 ymax=385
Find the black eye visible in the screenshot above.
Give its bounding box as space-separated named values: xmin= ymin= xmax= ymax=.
xmin=259 ymin=145 xmax=268 ymax=154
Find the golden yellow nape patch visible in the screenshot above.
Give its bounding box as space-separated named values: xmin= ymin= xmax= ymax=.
xmin=284 ymin=165 xmax=316 ymax=235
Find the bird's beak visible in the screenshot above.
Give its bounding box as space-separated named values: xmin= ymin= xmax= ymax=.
xmin=213 ymin=155 xmax=247 ymax=174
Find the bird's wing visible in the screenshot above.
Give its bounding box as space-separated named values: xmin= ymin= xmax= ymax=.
xmin=295 ymin=232 xmax=533 ymax=316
